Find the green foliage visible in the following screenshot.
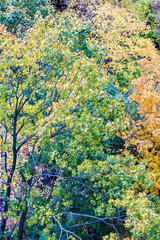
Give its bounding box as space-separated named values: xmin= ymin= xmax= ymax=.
xmin=0 ymin=0 xmax=52 ymax=33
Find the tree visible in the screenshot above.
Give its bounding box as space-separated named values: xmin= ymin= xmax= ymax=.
xmin=70 ymin=0 xmax=157 ymax=88
xmin=0 ymin=16 xmax=127 ymax=239
xmin=119 ymin=56 xmax=160 ymax=194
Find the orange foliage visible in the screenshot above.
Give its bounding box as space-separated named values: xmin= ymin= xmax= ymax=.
xmin=121 ymin=56 xmax=160 ymax=191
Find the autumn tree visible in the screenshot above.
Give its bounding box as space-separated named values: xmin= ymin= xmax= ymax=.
xmin=0 ymin=16 xmax=128 ymax=239
xmin=119 ymin=56 xmax=160 ymax=194
xmin=70 ymin=0 xmax=158 ymax=89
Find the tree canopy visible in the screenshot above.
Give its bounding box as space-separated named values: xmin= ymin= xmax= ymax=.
xmin=0 ymin=1 xmax=160 ymax=239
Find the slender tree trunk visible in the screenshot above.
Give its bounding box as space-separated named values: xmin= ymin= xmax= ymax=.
xmin=57 ymin=0 xmax=61 ymax=9
xmin=18 ymin=177 xmax=33 ymax=239
xmin=1 ymin=116 xmax=17 ymax=233
xmin=18 ymin=206 xmax=28 ymax=240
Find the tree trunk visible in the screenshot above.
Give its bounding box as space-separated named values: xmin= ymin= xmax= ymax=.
xmin=18 ymin=207 xmax=28 ymax=240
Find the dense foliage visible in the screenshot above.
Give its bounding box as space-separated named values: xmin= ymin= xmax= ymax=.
xmin=0 ymin=0 xmax=159 ymax=240
xmin=0 ymin=0 xmax=52 ymax=33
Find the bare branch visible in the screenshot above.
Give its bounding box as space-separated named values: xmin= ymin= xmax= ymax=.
xmin=62 ymin=212 xmax=124 ymax=239
xmin=62 ymin=212 xmax=125 ymax=222
xmin=54 ymin=219 xmax=100 ymax=233
xmin=53 ymin=216 xmax=82 ymax=240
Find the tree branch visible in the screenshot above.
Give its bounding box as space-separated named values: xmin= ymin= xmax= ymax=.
xmin=53 ymin=216 xmax=82 ymax=240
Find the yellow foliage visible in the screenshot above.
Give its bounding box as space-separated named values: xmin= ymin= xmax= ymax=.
xmin=68 ymin=235 xmax=76 ymax=240
xmin=92 ymin=2 xmax=156 ymax=74
xmin=70 ymin=1 xmax=157 ymax=89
